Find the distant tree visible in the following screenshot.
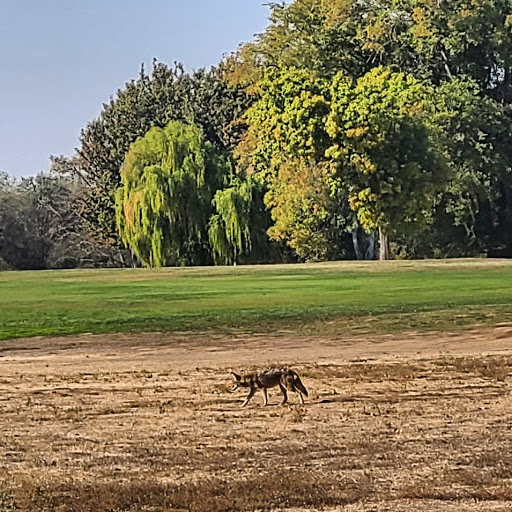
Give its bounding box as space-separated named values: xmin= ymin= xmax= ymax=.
xmin=263 ymin=158 xmax=337 ymax=261
xmin=208 ymin=175 xmax=281 ymax=265
xmin=0 ymin=173 xmax=34 ymax=269
xmin=227 ymin=0 xmax=512 ymax=96
xmin=0 ymin=173 xmax=62 ymax=269
xmin=0 ymin=169 xmax=124 ymax=270
xmin=237 ymin=66 xmax=452 ymax=260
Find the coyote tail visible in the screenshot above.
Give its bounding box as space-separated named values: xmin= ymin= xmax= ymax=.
xmin=292 ymin=373 xmax=308 ymax=397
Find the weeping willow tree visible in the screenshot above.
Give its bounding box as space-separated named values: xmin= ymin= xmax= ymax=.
xmin=208 ymin=180 xmax=252 ymax=265
xmin=115 ymin=121 xmax=231 ymax=267
xmin=116 ymin=120 xmax=275 ymax=266
xmin=209 ymin=175 xmax=286 ymax=265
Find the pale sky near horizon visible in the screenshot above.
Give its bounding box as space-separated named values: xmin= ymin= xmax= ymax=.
xmin=0 ymin=1 xmax=272 ymax=177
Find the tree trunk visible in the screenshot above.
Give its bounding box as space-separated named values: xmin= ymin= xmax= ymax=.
xmin=352 ymin=228 xmax=363 ymax=260
xmin=504 ymin=183 xmax=512 ymax=256
xmin=365 ymin=232 xmax=375 ymax=260
xmin=378 ymin=227 xmax=390 ymax=261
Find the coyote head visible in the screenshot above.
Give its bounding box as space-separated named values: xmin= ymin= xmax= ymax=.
xmin=228 ymin=372 xmax=249 ymax=392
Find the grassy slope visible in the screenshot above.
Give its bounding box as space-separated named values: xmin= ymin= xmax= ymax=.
xmin=1 ymin=259 xmax=512 ymax=340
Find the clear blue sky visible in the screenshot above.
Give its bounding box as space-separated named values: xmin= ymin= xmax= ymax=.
xmin=0 ymin=0 xmax=272 ymax=177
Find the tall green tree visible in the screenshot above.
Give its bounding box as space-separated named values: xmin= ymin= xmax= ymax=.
xmin=228 ymin=0 xmax=512 ymax=94
xmin=239 ymin=66 xmax=448 ymax=260
xmin=429 ymin=78 xmax=512 ymax=253
xmin=208 ymin=175 xmax=278 ymax=265
xmin=0 ymin=173 xmax=39 ymax=269
xmin=326 ymin=67 xmax=447 ymax=259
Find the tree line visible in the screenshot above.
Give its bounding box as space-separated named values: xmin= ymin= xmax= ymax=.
xmin=2 ymin=0 xmax=512 ymax=269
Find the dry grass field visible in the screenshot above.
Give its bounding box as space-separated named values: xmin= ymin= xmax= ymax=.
xmin=1 ymin=328 xmax=512 ymax=511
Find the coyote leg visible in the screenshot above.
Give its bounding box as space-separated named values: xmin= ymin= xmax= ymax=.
xmin=279 ymin=383 xmax=288 ymax=405
xmin=262 ymin=388 xmax=268 ymax=406
xmin=241 ymin=388 xmax=256 ymax=407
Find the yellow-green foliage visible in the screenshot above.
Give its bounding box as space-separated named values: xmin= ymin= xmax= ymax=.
xmin=265 ymin=159 xmax=334 ymax=261
xmin=326 ymin=67 xmax=446 ymax=234
xmin=239 ymin=67 xmax=330 ymax=177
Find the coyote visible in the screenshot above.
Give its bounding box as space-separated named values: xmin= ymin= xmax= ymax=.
xmin=229 ymin=367 xmax=308 ymax=407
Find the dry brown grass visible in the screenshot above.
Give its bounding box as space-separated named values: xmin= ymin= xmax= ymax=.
xmin=4 ymin=471 xmax=373 ymax=512
xmin=1 ymin=332 xmax=512 ymax=511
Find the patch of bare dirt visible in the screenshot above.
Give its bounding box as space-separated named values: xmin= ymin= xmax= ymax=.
xmin=1 ymin=328 xmax=512 ymax=511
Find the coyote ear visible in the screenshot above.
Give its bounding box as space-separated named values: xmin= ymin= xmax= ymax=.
xmin=231 ymin=372 xmax=241 ymax=381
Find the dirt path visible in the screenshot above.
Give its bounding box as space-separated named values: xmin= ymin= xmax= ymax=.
xmin=3 ymin=326 xmax=512 ymax=371
xmin=1 ymin=328 xmax=512 ymax=511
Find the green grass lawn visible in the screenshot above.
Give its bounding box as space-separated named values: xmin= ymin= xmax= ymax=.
xmin=1 ymin=259 xmax=512 ymax=340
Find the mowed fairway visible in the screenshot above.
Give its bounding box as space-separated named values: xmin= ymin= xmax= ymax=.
xmin=2 ymin=260 xmax=512 ymax=511
xmin=2 ymin=259 xmax=512 ymax=340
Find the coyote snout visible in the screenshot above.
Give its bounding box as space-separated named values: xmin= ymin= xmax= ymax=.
xmin=229 ymin=367 xmax=308 ymax=407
